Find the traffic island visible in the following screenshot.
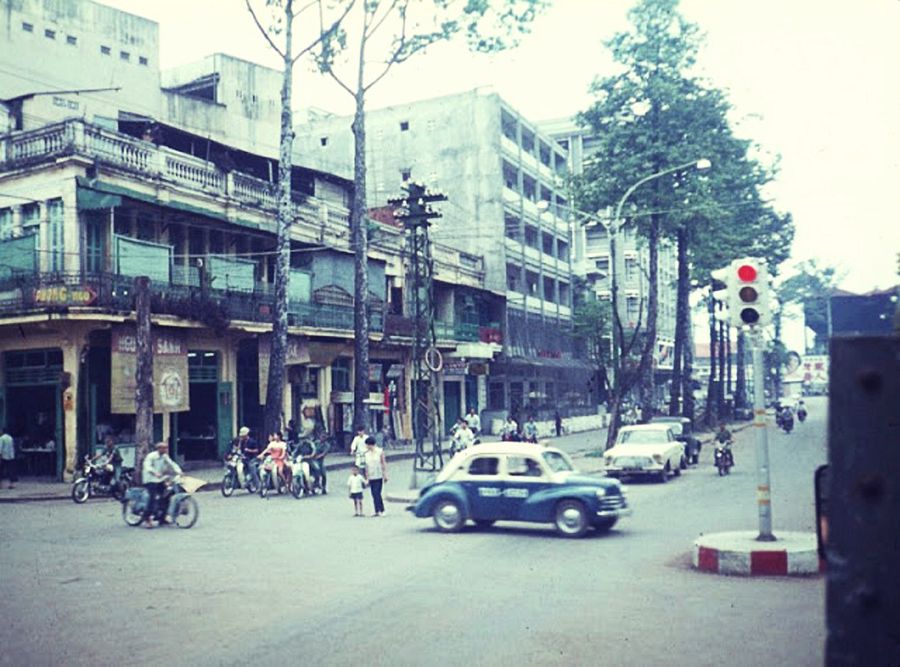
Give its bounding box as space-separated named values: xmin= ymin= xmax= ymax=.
xmin=693 ymin=530 xmax=822 ymax=576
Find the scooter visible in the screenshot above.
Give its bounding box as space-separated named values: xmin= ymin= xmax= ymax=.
xmin=289 ymin=452 xmax=318 ymax=498
xmin=714 ymin=443 xmax=734 ymax=476
xmin=221 ymin=451 xmax=259 ymax=496
xmin=781 ymin=411 xmax=794 ymax=434
xmin=797 ymin=407 xmax=807 ymax=423
xmin=258 ymin=455 xmax=286 ymax=498
xmin=122 ymin=475 xmax=200 ymax=529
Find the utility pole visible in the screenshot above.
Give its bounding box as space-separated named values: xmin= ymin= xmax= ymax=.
xmin=134 ymin=276 xmax=153 ymax=484
xmin=389 ymin=183 xmax=446 ymax=486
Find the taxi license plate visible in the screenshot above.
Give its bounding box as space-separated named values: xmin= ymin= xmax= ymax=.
xmin=617 ymin=457 xmax=642 ymax=470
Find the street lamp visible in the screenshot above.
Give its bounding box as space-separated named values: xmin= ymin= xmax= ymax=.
xmin=606 ymin=158 xmax=710 ymax=438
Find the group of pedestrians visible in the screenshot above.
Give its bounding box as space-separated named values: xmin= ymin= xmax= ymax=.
xmin=348 ymin=427 xmax=388 ymax=517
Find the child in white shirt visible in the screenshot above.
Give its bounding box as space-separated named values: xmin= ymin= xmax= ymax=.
xmin=347 ymin=465 xmax=367 ymax=516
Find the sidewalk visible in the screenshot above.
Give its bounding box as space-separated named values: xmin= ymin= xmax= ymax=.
xmin=0 ymin=446 xmax=421 ymax=504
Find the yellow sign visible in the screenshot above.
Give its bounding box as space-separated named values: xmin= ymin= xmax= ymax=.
xmin=34 ymin=285 xmax=97 ymax=306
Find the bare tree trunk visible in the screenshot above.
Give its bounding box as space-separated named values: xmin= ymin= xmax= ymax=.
xmin=638 ymin=215 xmax=659 ymax=422
xmin=705 ymin=290 xmax=718 ymax=428
xmin=264 ymin=0 xmax=294 ymax=438
xmin=683 ymin=303 xmax=695 ymax=423
xmin=350 ymin=54 xmax=370 ymax=433
xmin=735 ymin=329 xmax=747 ymax=410
xmin=717 ymin=316 xmax=726 ymax=418
xmin=668 ymin=225 xmax=688 ymax=416
xmin=774 ymin=310 xmax=784 ymax=400
xmin=134 ymin=276 xmax=153 ymax=484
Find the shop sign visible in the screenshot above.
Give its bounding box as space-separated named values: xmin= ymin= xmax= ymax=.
xmin=34 ymin=285 xmax=97 ymax=306
xmin=111 ymin=326 xmax=190 ymax=414
xmin=443 ymin=359 xmax=467 ymax=376
xmin=258 ymin=335 xmax=310 ymax=401
xmin=468 ymin=362 xmax=489 ymax=376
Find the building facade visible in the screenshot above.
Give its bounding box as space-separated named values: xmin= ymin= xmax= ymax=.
xmin=540 ymin=117 xmax=680 ymax=400
xmin=296 ymin=89 xmax=599 ymax=432
xmin=0 ymin=0 xmax=491 ymax=478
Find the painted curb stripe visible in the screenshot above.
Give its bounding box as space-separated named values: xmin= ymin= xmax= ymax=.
xmin=751 ymin=550 xmax=788 ymax=575
xmin=697 ymin=546 xmax=718 ymax=572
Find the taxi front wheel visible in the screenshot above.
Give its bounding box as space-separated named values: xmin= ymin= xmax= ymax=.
xmin=433 ymin=498 xmax=464 ymax=533
xmin=554 ymin=500 xmax=589 ymax=538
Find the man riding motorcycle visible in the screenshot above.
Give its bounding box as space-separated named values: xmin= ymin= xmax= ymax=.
xmin=714 ymin=424 xmax=734 ymax=469
xmin=236 ymin=426 xmax=261 ymax=489
xmin=142 ymin=441 xmax=182 ymax=528
xmin=93 ymin=436 xmax=124 ymax=490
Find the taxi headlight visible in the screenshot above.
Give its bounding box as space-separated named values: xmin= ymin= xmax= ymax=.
xmin=652 ymin=454 xmax=663 ymax=464
xmin=595 ymin=488 xmax=607 ymax=499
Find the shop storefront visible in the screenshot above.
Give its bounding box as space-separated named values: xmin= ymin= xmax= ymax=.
xmin=2 ymin=348 xmax=64 ymax=478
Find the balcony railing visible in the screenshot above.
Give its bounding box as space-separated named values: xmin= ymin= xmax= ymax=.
xmin=0 ymin=269 xmax=382 ymax=333
xmin=0 ymin=120 xmax=352 ymax=240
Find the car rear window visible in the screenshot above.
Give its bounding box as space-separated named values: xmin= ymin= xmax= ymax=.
xmin=619 ymin=430 xmax=669 ymax=444
xmin=468 ymin=457 xmax=499 ymax=476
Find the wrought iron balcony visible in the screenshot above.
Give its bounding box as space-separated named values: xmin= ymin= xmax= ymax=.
xmin=0 ymin=269 xmax=382 ymax=333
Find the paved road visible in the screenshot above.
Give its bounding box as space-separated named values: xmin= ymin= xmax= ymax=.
xmin=0 ymin=398 xmax=827 ymax=666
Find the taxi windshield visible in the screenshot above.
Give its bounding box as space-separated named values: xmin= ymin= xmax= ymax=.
xmin=618 ymin=429 xmax=670 ymax=444
xmin=542 ymin=450 xmax=574 ymax=473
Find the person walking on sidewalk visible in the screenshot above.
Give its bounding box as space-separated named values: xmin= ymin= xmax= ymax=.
xmin=347 ymin=465 xmax=367 ymax=516
xmin=363 ymin=436 xmax=388 ymax=517
xmin=350 ymin=426 xmax=368 ymax=469
xmin=0 ymin=426 xmax=16 ymax=489
xmin=554 ymin=410 xmax=562 ymax=438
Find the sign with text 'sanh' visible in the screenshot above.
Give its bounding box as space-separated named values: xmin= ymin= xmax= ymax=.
xmin=111 ymin=326 xmax=190 ymax=414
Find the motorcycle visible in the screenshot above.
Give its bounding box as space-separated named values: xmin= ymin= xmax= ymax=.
xmin=780 ymin=411 xmax=794 ymax=434
xmin=797 ymin=407 xmax=808 ymax=423
xmin=714 ymin=443 xmax=734 ymax=476
xmin=121 ymin=475 xmax=200 ymax=529
xmin=72 ymin=455 xmax=132 ymax=503
xmin=258 ymin=454 xmax=286 ymax=498
xmin=221 ymin=451 xmax=259 ymax=497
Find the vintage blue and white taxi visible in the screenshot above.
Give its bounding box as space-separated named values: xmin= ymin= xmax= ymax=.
xmin=412 ymin=443 xmax=631 ymax=537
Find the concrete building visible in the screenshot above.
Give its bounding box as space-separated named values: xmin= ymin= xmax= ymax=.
xmin=296 ymin=88 xmax=600 ymax=432
xmin=0 ymin=0 xmax=491 ymax=478
xmin=539 ymin=117 xmax=680 ymax=392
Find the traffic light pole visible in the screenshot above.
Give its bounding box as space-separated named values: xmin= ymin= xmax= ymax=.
xmin=750 ymin=329 xmax=775 ymax=541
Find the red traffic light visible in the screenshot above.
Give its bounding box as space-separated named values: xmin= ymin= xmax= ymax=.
xmin=736 ymin=264 xmax=757 ymax=282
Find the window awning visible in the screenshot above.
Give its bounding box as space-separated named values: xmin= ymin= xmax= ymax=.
xmin=76 ymin=187 xmax=122 ymax=211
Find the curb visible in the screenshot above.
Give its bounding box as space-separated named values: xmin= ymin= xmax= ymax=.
xmin=693 ymin=530 xmax=822 ymax=576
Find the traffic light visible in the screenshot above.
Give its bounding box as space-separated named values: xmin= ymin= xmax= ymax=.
xmin=729 ymin=257 xmax=771 ymax=328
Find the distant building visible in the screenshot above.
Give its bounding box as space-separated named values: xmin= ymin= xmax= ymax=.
xmin=296 ymin=88 xmax=599 ymax=431
xmin=539 ymin=117 xmax=680 ymax=394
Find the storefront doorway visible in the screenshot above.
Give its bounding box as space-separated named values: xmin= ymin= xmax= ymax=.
xmin=172 ymin=351 xmax=219 ymax=461
xmin=3 ymin=349 xmax=64 ymax=478
xmin=443 ymin=380 xmax=462 ymax=435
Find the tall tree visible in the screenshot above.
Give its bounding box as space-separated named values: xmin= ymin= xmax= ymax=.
xmin=778 ymin=259 xmax=841 ymax=353
xmin=314 ymin=0 xmax=543 ymax=431
xmin=246 ymin=0 xmax=353 ymax=436
xmin=572 ymin=294 xmax=613 ymax=406
xmin=577 ymin=0 xmax=718 ymax=442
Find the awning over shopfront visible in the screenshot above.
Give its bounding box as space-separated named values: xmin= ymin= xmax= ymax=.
xmin=307 ymin=341 xmax=351 ymax=367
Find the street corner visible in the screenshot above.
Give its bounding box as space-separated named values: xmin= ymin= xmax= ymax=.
xmin=692 ymin=530 xmax=823 ymax=577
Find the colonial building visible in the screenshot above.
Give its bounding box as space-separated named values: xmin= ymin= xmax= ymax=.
xmin=296 ymin=89 xmax=598 ymax=433
xmin=0 ymin=0 xmax=490 ymax=478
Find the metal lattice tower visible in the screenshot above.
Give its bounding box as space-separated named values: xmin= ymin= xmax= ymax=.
xmin=389 ymin=183 xmax=447 ymax=482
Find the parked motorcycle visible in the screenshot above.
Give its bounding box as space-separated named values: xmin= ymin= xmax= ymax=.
xmin=258 ymin=455 xmax=286 ymax=498
xmin=122 ymin=475 xmax=200 ymax=529
xmin=221 ymin=452 xmax=259 ymax=497
xmin=72 ymin=455 xmax=132 ymax=503
xmin=714 ymin=444 xmax=734 ymax=476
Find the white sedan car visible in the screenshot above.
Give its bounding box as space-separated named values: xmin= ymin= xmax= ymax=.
xmin=604 ymin=424 xmax=686 ymax=482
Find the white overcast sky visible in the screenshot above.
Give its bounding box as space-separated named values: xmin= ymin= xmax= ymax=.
xmin=103 ymin=0 xmax=900 ymax=293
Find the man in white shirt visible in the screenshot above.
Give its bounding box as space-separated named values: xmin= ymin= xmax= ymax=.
xmin=0 ymin=426 xmax=16 ymax=489
xmin=464 ymin=408 xmax=481 ymax=436
xmin=142 ymin=441 xmax=182 ymax=528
